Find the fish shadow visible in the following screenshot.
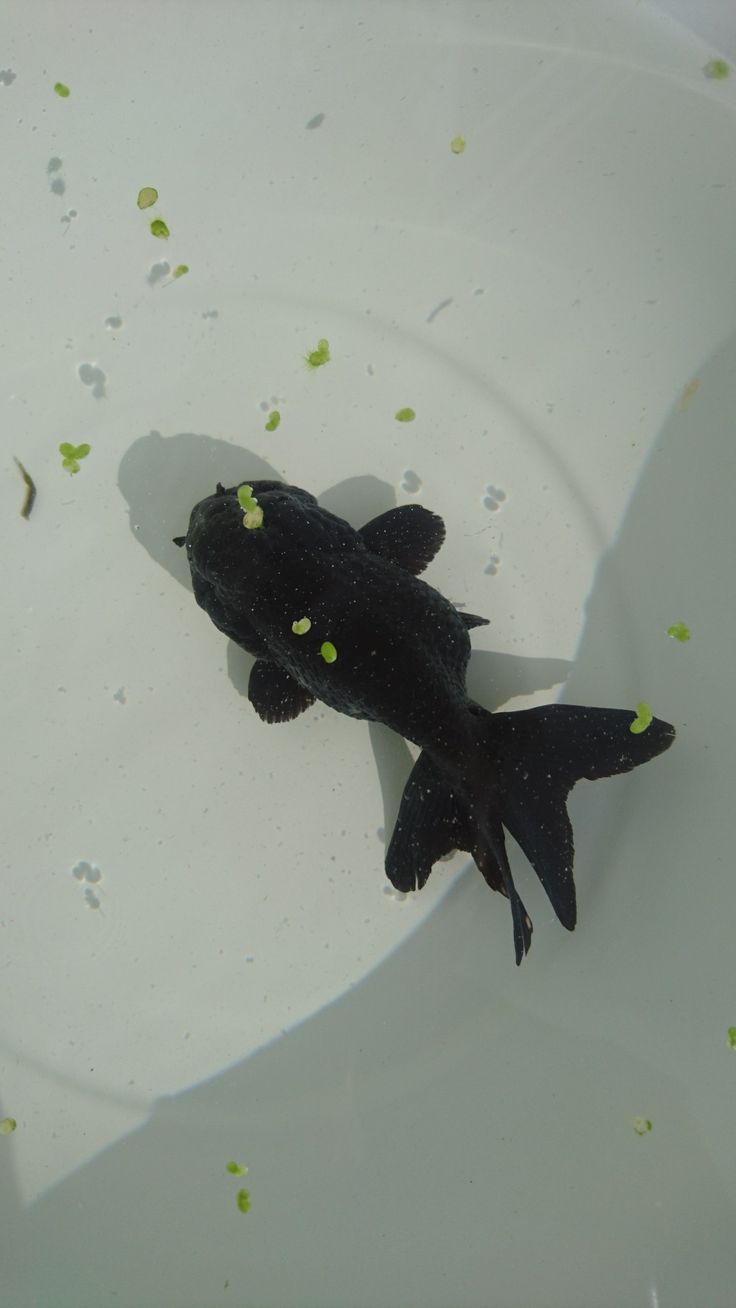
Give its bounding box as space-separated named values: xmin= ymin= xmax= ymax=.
xmin=118 ymin=430 xmax=572 ymax=845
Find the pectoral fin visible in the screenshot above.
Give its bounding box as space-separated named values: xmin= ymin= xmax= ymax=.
xmin=460 ymin=611 xmax=489 ymax=630
xmin=248 ymin=660 xmax=315 ymax=723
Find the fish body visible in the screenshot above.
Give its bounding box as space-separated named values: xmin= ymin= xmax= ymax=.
xmin=176 ymin=479 xmax=675 ymax=963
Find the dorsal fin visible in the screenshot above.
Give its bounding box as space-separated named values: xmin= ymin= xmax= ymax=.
xmin=359 ymin=505 xmax=445 ymax=575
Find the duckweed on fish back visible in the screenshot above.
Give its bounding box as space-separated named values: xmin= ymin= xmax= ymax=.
xmin=175 ymin=481 xmax=675 ymax=964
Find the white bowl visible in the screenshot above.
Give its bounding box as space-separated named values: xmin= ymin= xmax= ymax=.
xmin=2 ymin=3 xmax=734 ymax=1305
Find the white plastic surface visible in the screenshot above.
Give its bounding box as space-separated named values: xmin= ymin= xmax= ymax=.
xmin=2 ymin=2 xmax=735 ymax=1305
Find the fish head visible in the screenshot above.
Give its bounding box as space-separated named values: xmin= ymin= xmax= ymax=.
xmin=175 ymin=480 xmax=358 ymax=600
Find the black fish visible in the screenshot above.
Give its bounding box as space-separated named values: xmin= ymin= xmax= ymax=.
xmin=175 ymin=480 xmax=675 ymax=964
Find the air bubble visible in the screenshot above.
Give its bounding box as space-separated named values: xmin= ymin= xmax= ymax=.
xmin=78 ymin=362 xmax=106 ymax=398
xmin=483 ymin=484 xmax=507 ymax=511
xmin=401 ymin=469 xmax=422 ymax=493
xmin=146 ymin=260 xmax=170 ymax=287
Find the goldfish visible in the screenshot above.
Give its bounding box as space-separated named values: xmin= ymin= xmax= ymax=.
xmin=175 ymin=480 xmax=675 ymax=963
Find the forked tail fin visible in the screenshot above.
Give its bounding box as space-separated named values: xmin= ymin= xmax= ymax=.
xmin=385 ymin=704 xmax=675 ymax=964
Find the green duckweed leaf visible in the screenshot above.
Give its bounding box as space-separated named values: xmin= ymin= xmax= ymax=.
xmin=305 ymin=338 xmax=330 ymax=368
xmin=632 ymin=1117 xmax=652 ymax=1135
xmin=629 ymin=702 xmax=653 ymax=734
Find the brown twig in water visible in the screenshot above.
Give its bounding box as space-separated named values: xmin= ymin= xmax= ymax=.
xmin=14 ymin=457 xmax=37 ymax=520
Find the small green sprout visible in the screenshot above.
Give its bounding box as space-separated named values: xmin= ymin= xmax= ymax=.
xmin=150 ymin=218 xmax=170 ymax=239
xmin=629 ymin=702 xmax=653 ymax=734
xmin=237 ymin=484 xmax=264 ymax=530
xmin=450 ymin=135 xmax=466 ymax=154
xmin=265 ymin=410 xmax=281 ymax=432
xmin=225 ymin=1161 xmax=248 ymax=1176
xmin=0 ymin=1118 xmax=16 ymax=1135
xmin=59 ymin=442 xmax=91 ymax=475
xmin=667 ymin=623 xmax=690 ymax=643
xmin=54 ymin=82 xmax=70 ymax=98
xmin=704 ymin=58 xmax=730 ymax=80
xmin=236 ymin=1189 xmax=251 ymax=1213
xmin=137 ymin=187 xmax=158 ymax=210
xmin=172 ymin=264 xmax=189 ymax=279
xmin=320 ymin=641 xmax=337 ymax=663
xmin=395 ymin=407 xmax=416 ymax=423
xmin=727 ymin=1027 xmax=736 ymax=1050
xmin=292 ymin=617 xmax=311 ymax=635
xmin=305 ymin=338 xmax=330 ymax=368
xmin=632 ymin=1117 xmax=652 ymax=1135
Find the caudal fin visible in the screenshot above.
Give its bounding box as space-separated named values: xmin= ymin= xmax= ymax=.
xmin=385 ymin=703 xmax=675 ymax=964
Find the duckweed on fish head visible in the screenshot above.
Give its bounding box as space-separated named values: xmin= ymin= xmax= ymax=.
xmin=629 ymin=702 xmax=653 ymax=734
xmin=237 ymin=484 xmax=264 ymax=530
